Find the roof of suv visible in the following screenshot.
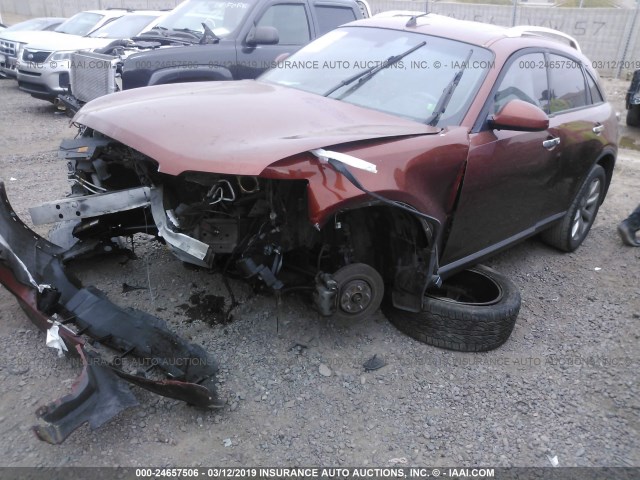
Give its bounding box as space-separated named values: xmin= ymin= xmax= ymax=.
xmin=359 ymin=14 xmax=582 ymax=56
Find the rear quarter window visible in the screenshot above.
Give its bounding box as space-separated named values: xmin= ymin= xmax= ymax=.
xmin=314 ymin=6 xmax=357 ymax=35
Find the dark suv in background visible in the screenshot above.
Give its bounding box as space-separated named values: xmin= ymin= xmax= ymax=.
xmin=60 ymin=0 xmax=370 ymax=111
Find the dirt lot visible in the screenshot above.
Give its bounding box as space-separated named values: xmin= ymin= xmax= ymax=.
xmin=0 ymin=76 xmax=638 ymax=469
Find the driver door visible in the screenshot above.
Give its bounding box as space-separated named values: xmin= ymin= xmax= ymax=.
xmin=235 ymin=2 xmax=313 ymax=79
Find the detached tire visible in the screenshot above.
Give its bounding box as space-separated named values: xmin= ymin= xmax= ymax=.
xmin=384 ymin=265 xmax=521 ymax=352
xmin=627 ymin=105 xmax=640 ymax=127
xmin=540 ymin=164 xmax=605 ymax=252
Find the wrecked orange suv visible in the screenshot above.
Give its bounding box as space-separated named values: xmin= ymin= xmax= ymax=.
xmin=0 ymin=14 xmax=617 ymax=443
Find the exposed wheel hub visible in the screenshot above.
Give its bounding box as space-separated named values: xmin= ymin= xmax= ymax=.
xmin=339 ymin=279 xmax=373 ymax=313
xmin=330 ymin=263 xmax=384 ymax=321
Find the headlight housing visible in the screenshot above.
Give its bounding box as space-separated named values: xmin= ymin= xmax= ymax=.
xmin=50 ymin=50 xmax=74 ymax=61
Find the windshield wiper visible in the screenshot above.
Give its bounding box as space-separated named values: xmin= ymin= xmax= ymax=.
xmin=425 ymin=49 xmax=473 ymax=126
xmin=170 ymin=27 xmax=203 ymax=41
xmin=200 ymin=22 xmax=220 ymax=44
xmin=323 ymin=41 xmax=426 ymax=98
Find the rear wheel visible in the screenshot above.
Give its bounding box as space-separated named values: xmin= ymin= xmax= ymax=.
xmin=541 ymin=164 xmax=605 ymax=252
xmin=384 ymin=265 xmax=521 ymax=352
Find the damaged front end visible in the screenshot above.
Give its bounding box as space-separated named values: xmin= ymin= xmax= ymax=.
xmin=0 ymin=85 xmax=449 ymax=442
xmin=0 ymin=182 xmax=223 ymax=444
xmin=52 ymin=129 xmax=441 ymax=316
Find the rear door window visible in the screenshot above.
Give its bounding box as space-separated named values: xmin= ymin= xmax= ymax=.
xmin=547 ymin=54 xmax=588 ymax=113
xmin=314 ymin=6 xmax=356 ymax=35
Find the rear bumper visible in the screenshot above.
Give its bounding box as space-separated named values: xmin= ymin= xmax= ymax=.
xmin=0 ymin=181 xmax=223 ymax=443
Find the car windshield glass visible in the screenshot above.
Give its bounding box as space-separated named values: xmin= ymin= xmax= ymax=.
xmin=89 ymin=14 xmax=158 ymax=38
xmin=149 ymin=0 xmax=256 ymax=39
xmin=261 ymin=27 xmax=494 ymax=126
xmin=55 ymin=12 xmax=104 ymax=35
xmin=6 ymin=18 xmax=56 ymax=32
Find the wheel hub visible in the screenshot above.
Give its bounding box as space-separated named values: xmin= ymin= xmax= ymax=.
xmin=339 ymin=280 xmax=372 ymax=313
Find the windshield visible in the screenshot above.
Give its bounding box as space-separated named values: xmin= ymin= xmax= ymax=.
xmin=149 ymin=0 xmax=256 ymax=39
xmin=261 ymin=27 xmax=494 ymax=126
xmin=89 ymin=14 xmax=159 ymax=38
xmin=6 ymin=18 xmax=61 ymax=32
xmin=55 ymin=12 xmax=104 ymax=35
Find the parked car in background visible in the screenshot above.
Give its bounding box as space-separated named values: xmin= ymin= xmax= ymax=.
xmin=59 ymin=0 xmax=370 ymax=112
xmin=0 ymin=17 xmax=66 ymax=78
xmin=626 ymin=69 xmax=640 ymax=126
xmin=16 ymin=11 xmax=165 ymax=103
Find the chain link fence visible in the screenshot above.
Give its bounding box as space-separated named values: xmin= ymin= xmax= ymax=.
xmin=1 ymin=0 xmax=638 ymax=77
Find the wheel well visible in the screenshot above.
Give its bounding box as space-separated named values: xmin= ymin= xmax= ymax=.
xmin=333 ymin=206 xmax=436 ymax=311
xmin=597 ymin=153 xmax=615 ymax=200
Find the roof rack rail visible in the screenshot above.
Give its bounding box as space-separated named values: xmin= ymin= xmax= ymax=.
xmin=506 ymin=26 xmax=581 ymax=52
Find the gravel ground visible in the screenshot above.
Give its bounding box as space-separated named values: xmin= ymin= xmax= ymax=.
xmin=0 ymin=75 xmax=638 ymax=469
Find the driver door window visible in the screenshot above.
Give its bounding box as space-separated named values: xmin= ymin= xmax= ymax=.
xmin=492 ymin=53 xmax=549 ymax=114
xmin=256 ymin=4 xmax=310 ymax=45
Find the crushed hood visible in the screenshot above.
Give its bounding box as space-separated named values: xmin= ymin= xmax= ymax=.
xmin=74 ymin=80 xmax=439 ymax=176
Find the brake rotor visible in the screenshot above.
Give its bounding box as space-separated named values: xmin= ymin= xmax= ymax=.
xmin=332 ymin=263 xmax=384 ymax=321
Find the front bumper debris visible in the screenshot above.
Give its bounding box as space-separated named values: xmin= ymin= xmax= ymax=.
xmin=0 ymin=182 xmax=223 ymax=444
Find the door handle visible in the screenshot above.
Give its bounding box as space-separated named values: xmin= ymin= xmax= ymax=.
xmin=592 ymin=124 xmax=604 ymax=134
xmin=542 ymin=137 xmax=561 ymax=149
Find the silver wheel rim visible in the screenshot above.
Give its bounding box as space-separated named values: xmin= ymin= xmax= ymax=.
xmin=571 ymin=177 xmax=602 ymax=241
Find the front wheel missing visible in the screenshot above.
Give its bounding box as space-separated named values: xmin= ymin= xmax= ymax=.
xmin=332 ymin=263 xmax=384 ymax=321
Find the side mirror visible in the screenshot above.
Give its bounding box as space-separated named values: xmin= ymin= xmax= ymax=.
xmin=246 ymin=26 xmax=279 ymax=46
xmin=488 ymin=99 xmax=549 ymax=132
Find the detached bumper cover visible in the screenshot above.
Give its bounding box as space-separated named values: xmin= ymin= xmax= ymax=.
xmin=0 ymin=182 xmax=223 ymax=444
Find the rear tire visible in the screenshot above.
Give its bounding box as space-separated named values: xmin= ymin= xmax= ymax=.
xmin=541 ymin=164 xmax=605 ymax=252
xmin=384 ymin=265 xmax=521 ymax=352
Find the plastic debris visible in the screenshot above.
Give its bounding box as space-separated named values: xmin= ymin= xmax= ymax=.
xmin=363 ymin=354 xmax=386 ymax=371
xmin=223 ymin=438 xmax=232 ymax=447
xmin=9 ymin=178 xmax=16 ymax=181
xmin=594 ymin=267 xmax=601 ymax=271
xmin=388 ymin=457 xmax=408 ymax=464
xmin=45 ymin=324 xmax=68 ymax=357
xmin=547 ymin=454 xmax=559 ymax=467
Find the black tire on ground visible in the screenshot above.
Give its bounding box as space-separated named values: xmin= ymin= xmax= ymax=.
xmin=383 ymin=265 xmax=521 ymax=352
xmin=540 ymin=164 xmax=606 ymax=252
xmin=332 ymin=263 xmax=384 ymax=322
xmin=627 ymin=105 xmax=640 ymax=127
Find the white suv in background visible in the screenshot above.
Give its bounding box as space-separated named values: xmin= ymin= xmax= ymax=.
xmin=1 ymin=10 xmax=131 ymax=81
xmin=16 ymin=10 xmax=165 ymax=103
xmin=0 ymin=17 xmax=67 ymax=78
